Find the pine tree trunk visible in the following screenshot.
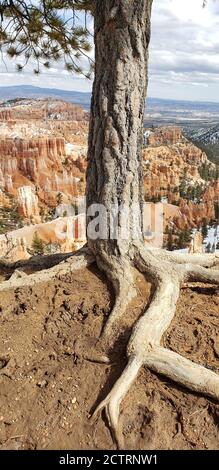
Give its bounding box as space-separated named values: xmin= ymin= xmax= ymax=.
xmin=87 ymin=0 xmax=153 ymax=259
xmin=84 ymin=2 xmax=219 ymax=442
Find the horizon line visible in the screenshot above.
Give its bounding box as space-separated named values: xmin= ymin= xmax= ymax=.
xmin=0 ymin=84 xmax=219 ymax=106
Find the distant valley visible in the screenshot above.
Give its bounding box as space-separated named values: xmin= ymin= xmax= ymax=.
xmin=1 ymin=85 xmax=219 ymax=126
xmin=0 ymin=85 xmax=92 ymax=110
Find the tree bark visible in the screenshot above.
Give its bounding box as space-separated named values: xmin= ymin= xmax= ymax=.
xmin=84 ymin=2 xmax=219 ymax=447
xmin=87 ymin=0 xmax=153 ymax=259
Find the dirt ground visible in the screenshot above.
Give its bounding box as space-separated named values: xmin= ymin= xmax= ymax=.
xmin=0 ymin=261 xmax=218 ymax=450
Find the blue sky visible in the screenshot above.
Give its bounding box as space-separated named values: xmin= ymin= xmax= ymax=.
xmin=0 ymin=0 xmax=219 ymax=102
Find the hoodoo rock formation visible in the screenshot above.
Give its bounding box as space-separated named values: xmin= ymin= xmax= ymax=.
xmin=0 ymin=99 xmax=88 ymax=261
xmin=0 ymin=237 xmax=30 ymax=262
xmin=45 ymin=100 xmax=89 ymax=121
xmin=189 ymin=232 xmax=204 ymax=254
xmin=0 ymin=98 xmax=89 ymax=122
xmin=0 ymin=188 xmax=10 ymax=207
xmin=0 ymin=135 xmax=66 ymax=164
xmin=143 ymin=140 xmax=208 ymax=201
xmin=0 ymin=111 xmax=217 ymax=263
xmin=145 ymin=126 xmax=183 ymax=146
xmin=143 ymin=127 xmax=218 ymax=230
xmin=0 ymin=215 xmax=86 ymax=262
xmin=0 ymin=135 xmax=86 ymax=205
xmin=176 ymin=198 xmax=215 ymax=229
xmin=0 ymin=109 xmax=12 ymax=121
xmin=17 ymin=186 xmax=40 ymax=223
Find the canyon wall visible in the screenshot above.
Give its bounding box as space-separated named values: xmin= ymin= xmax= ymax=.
xmin=143 ymin=141 xmax=208 ymax=200
xmin=0 ymin=109 xmax=12 ymax=121
xmin=0 ymin=237 xmax=30 ymax=263
xmin=0 ymin=189 xmax=10 ymax=207
xmin=145 ymin=126 xmax=183 ymax=146
xmin=0 ymin=99 xmax=89 ymax=122
xmin=0 ymin=135 xmax=86 ymax=214
xmin=143 ymin=127 xmax=218 ymax=230
xmin=0 ymin=117 xmax=217 ymax=261
xmin=0 ymin=215 xmax=86 ymax=262
xmin=17 ymin=186 xmax=41 ymax=223
xmin=172 ymin=198 xmax=215 ymax=230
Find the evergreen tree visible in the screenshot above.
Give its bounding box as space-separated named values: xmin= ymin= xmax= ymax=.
xmin=206 ymin=242 xmax=212 ymax=254
xmin=71 ymin=203 xmax=79 ymax=215
xmin=167 ymin=229 xmax=174 ymax=251
xmin=31 ymin=232 xmax=45 ymax=255
xmin=56 ymin=192 xmax=64 ymax=205
xmin=177 ymin=231 xmax=185 ymax=250
xmin=0 ymin=1 xmax=94 ymax=76
xmin=179 ymin=179 xmax=187 ymax=198
xmin=183 ymin=228 xmax=192 ymax=244
xmin=214 ymin=202 xmax=219 ymax=222
xmin=201 ymin=223 xmax=208 ymax=239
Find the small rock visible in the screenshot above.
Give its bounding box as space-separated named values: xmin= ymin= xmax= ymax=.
xmin=10 ymin=270 xmax=27 ymax=281
xmin=0 ymin=356 xmax=10 ymax=370
xmin=37 ymin=379 xmax=48 ymax=388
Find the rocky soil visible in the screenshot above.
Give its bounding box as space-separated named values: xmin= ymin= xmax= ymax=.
xmin=0 ymin=262 xmax=218 ymax=450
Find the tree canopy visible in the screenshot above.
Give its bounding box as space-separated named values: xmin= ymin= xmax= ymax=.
xmin=0 ymin=0 xmax=94 ymax=75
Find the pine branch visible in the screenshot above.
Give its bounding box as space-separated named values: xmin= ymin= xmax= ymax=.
xmin=0 ymin=0 xmax=94 ymax=75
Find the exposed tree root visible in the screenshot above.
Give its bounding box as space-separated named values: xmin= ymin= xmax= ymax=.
xmin=93 ymin=244 xmax=219 ymax=448
xmin=145 ymin=347 xmax=219 ymax=400
xmin=0 ymin=247 xmax=95 ymax=292
xmin=83 ymin=253 xmax=137 ymax=364
xmin=96 ymin=253 xmax=137 ymax=341
xmin=0 ymin=242 xmax=218 ymax=449
xmin=185 ymin=264 xmax=219 ymax=284
xmin=93 ymin=355 xmax=142 ymax=448
xmin=0 ymin=251 xmax=74 ymax=272
xmin=156 ymin=250 xmax=219 ymax=268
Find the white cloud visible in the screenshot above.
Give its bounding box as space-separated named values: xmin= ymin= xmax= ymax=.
xmin=148 ymin=0 xmax=219 ymax=100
